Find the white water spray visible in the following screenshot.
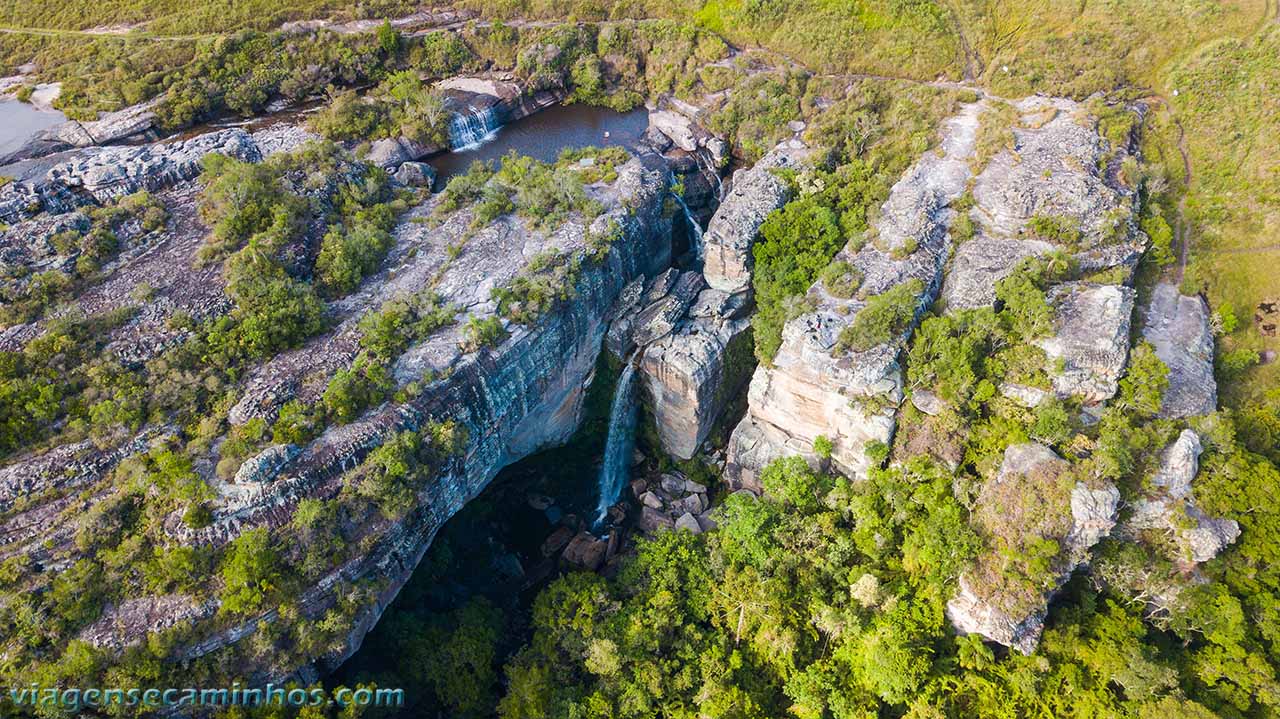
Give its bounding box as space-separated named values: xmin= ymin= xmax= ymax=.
xmin=448 ymin=105 xmax=500 ymax=151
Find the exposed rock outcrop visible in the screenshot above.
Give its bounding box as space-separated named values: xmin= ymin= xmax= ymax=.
xmin=726 ymin=101 xmax=986 ymax=488
xmin=43 ymin=129 xmax=262 ymax=205
xmin=1141 ymin=283 xmax=1217 ymax=418
xmin=187 ymin=155 xmax=669 ymax=676
xmin=702 ymin=143 xmax=805 ymax=294
xmin=1036 ymin=282 xmax=1136 ymax=403
xmin=1121 ymin=430 xmax=1240 ymax=564
xmin=947 ymin=443 xmax=1119 ymax=654
xmin=941 ymin=97 xmax=1143 ymax=311
xmin=639 ymin=302 xmax=754 ymax=460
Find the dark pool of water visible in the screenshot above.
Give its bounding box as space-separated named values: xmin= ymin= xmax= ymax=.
xmin=0 ymin=100 xmax=65 ymax=160
xmin=429 ymin=103 xmax=649 ymax=189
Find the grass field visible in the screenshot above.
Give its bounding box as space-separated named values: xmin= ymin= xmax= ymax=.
xmin=1164 ymin=25 xmax=1280 ymax=404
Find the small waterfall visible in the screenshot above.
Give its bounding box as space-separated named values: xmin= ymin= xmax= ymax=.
xmin=696 ymin=152 xmax=725 ymax=204
xmin=673 ymin=193 xmax=705 ymax=262
xmin=593 ymin=358 xmax=639 ymax=529
xmin=448 ymin=105 xmax=500 ymax=151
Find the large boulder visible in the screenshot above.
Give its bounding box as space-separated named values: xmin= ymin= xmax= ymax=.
xmin=947 ymin=443 xmax=1119 ymax=653
xmin=1122 ymin=430 xmax=1240 ymax=564
xmin=1141 ymin=283 xmax=1217 ymax=418
xmin=233 ymin=444 xmax=301 ymax=484
xmin=649 ymin=110 xmax=699 ymax=153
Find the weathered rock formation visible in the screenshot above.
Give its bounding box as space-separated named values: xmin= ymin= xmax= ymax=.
xmin=1141 ymin=283 xmax=1217 ymax=418
xmin=1035 ymin=282 xmax=1136 ymax=403
xmin=942 ymin=97 xmax=1144 ymax=311
xmin=0 ymin=116 xmax=674 ymax=684
xmin=701 ymin=143 xmax=805 ymax=294
xmin=726 ymin=101 xmax=986 ymax=488
xmin=1122 ymin=429 xmax=1240 ymax=564
xmin=947 ymin=442 xmax=1120 ymax=654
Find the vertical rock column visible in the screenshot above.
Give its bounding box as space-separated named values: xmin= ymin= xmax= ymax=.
xmin=634 ymin=143 xmax=807 ymax=460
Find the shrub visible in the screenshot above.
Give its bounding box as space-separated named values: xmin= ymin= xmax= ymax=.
xmin=461 ymin=316 xmax=508 ymax=353
xmin=752 ymin=197 xmax=843 ymax=362
xmin=1027 ymin=214 xmax=1083 ymax=248
xmin=820 ymin=260 xmax=864 ymax=299
xmin=837 ymin=279 xmax=924 ymax=354
xmin=323 ymin=358 xmax=394 ymax=424
xmin=219 ymin=529 xmax=282 ymax=616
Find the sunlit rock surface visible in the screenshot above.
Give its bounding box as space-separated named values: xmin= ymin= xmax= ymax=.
xmin=727 ymin=101 xmax=986 ymax=488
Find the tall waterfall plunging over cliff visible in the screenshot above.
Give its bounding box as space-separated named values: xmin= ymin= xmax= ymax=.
xmin=448 ymin=105 xmax=499 ymax=151
xmin=673 ymin=194 xmax=704 ymax=262
xmin=594 ymin=358 xmax=639 ymax=528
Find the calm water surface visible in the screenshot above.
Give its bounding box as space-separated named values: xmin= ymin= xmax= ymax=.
xmin=429 ymin=103 xmax=649 ymax=188
xmin=0 ymin=99 xmax=65 ymax=159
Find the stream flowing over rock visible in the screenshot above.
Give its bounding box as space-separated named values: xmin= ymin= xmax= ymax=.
xmin=726 ymin=101 xmax=986 ymax=488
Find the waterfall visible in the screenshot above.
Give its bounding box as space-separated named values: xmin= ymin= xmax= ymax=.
xmin=593 ymin=358 xmax=639 ymax=529
xmin=696 ymin=152 xmax=725 ymax=204
xmin=447 ymin=105 xmax=500 ymax=151
xmin=673 ymin=193 xmax=705 ymax=262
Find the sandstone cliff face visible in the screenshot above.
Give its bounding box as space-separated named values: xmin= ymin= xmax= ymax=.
xmin=726 ymin=101 xmax=986 ymax=488
xmin=701 ymin=143 xmax=804 ymax=294
xmin=180 ymin=156 xmax=672 ymax=678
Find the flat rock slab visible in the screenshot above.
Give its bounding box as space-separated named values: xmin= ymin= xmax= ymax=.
xmin=1141 ymin=283 xmax=1217 ymax=418
xmin=1036 ymin=282 xmax=1135 ymax=404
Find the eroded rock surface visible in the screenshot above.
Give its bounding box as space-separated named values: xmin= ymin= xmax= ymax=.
xmin=1122 ymin=430 xmax=1240 ymax=564
xmin=942 ymin=97 xmax=1143 ymax=311
xmin=1142 ymin=283 xmax=1217 ymax=418
xmin=45 ymin=129 xmax=262 ymax=205
xmin=727 ymin=101 xmax=986 ymax=487
xmin=1036 ymin=282 xmax=1136 ymax=403
xmin=947 ymin=443 xmax=1119 ymax=654
xmin=702 ymin=143 xmax=804 ymax=294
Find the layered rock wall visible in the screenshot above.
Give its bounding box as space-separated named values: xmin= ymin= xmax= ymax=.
xmin=726 ymin=101 xmax=986 ymax=487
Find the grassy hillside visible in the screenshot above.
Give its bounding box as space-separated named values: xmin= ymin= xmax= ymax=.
xmin=1167 ymin=24 xmax=1280 ymax=406
xmin=951 ymin=0 xmax=1268 ymax=97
